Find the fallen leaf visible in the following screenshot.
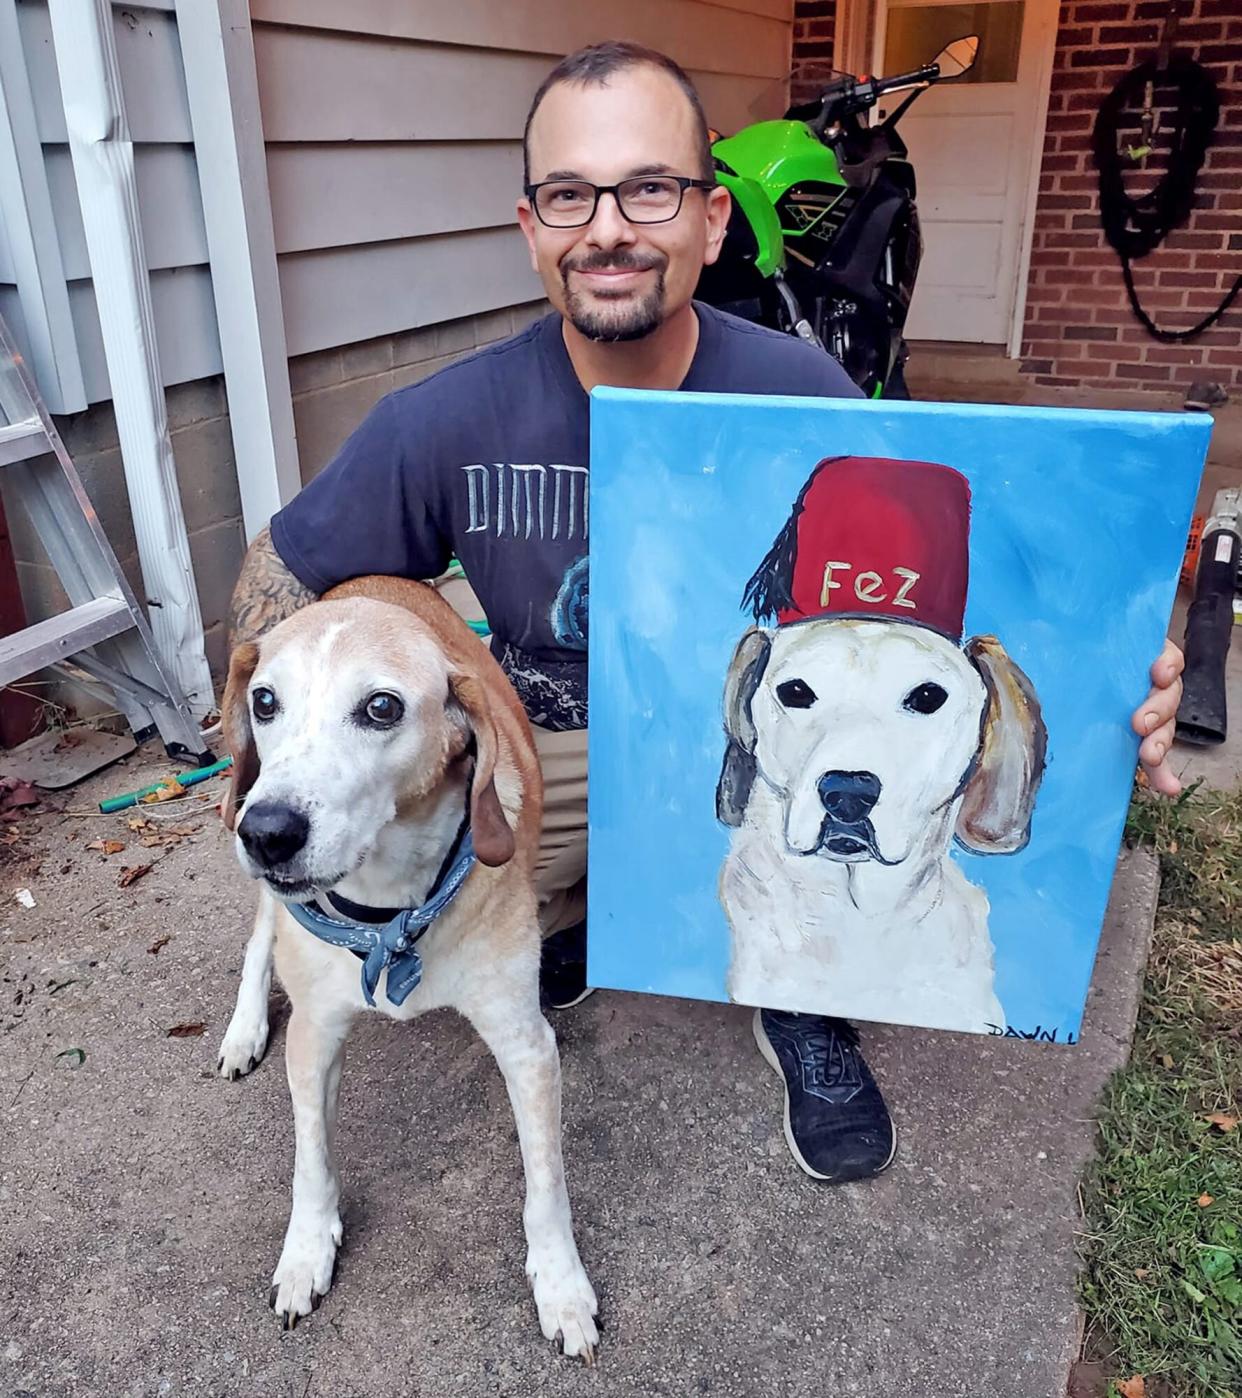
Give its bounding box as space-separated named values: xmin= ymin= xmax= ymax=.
xmin=1134 ymin=1268 xmax=1151 ymax=1280
xmin=118 ymin=863 xmax=153 ymax=888
xmin=126 ymin=817 xmax=149 ymax=832
xmin=140 ymin=779 xmax=185 ymax=805
xmin=1198 ymin=1193 xmax=1215 ymax=1208
xmin=1205 ymin=1112 xmax=1238 ymax=1132
xmin=148 ymin=935 xmax=171 ymax=955
xmin=1117 ymin=1378 xmax=1145 ymax=1398
xmin=0 ymin=781 xmax=38 ymax=817
xmin=1160 ymin=1053 xmax=1175 ymax=1069
xmin=167 ymin=824 xmax=200 ymax=837
xmin=86 ymin=839 xmax=126 ymax=855
xmin=166 ymin=1022 xmax=205 ymax=1038
xmin=140 ymin=833 xmax=181 ymax=848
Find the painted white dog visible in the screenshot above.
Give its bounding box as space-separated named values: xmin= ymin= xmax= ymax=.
xmin=718 ymin=616 xmax=1046 ymax=1033
xmin=215 ymin=576 xmax=598 ymax=1359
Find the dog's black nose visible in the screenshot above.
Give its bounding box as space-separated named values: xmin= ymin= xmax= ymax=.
xmin=237 ymin=800 xmax=310 ymax=868
xmin=818 ymin=771 xmax=881 ymax=823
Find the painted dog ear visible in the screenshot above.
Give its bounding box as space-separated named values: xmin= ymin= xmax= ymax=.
xmin=221 ymin=642 xmax=260 ymax=832
xmin=717 ymin=627 xmax=772 ymax=828
xmin=955 ymin=635 xmax=1048 ymax=854
xmin=448 ymin=671 xmax=516 ymax=867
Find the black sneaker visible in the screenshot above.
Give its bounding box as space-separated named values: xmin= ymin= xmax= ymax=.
xmin=540 ymin=921 xmax=595 ymax=1011
xmin=753 ymin=1008 xmax=897 ymax=1183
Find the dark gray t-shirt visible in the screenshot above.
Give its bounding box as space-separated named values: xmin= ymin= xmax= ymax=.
xmin=271 ymin=302 xmax=862 ymax=730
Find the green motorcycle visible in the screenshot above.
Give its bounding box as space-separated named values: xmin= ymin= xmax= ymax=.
xmin=697 ymin=35 xmax=980 ymax=399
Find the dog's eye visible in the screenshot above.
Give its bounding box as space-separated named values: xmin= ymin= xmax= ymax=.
xmin=251 ymin=687 xmax=278 ymax=722
xmin=360 ymin=692 xmax=404 ymax=729
xmin=903 ymin=682 xmax=948 ymax=715
xmin=776 ymin=678 xmax=818 ymax=709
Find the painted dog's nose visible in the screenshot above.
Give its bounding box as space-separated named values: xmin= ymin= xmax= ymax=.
xmin=818 ymin=771 xmax=881 ymax=823
xmin=237 ymin=800 xmax=310 ymax=868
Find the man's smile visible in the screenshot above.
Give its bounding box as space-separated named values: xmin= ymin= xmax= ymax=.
xmin=573 ymin=266 xmax=651 ymax=288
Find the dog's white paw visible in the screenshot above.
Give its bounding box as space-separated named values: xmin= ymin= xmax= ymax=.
xmin=527 ymin=1246 xmax=599 ymax=1363
xmin=269 ymin=1212 xmax=343 ymax=1330
xmin=217 ymin=1010 xmax=269 ymax=1080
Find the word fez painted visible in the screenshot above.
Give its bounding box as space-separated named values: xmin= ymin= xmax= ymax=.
xmin=820 ymin=562 xmax=920 ymax=609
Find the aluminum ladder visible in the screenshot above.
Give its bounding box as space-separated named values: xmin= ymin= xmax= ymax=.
xmin=0 ymin=312 xmax=210 ymax=761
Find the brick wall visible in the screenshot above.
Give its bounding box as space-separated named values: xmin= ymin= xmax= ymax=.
xmin=1021 ymin=0 xmax=1242 ymax=396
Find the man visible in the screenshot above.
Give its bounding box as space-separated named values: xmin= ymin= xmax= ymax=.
xmin=229 ymin=42 xmax=1186 ymax=1184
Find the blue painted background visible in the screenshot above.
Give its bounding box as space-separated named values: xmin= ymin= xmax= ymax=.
xmin=586 ymin=389 xmax=1210 ymax=1040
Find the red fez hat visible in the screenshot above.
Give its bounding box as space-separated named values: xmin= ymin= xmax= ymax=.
xmin=775 ymin=456 xmax=971 ymax=639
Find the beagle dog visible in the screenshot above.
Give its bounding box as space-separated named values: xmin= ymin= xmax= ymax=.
xmin=717 ymin=616 xmax=1047 ymax=1035
xmin=215 ymin=576 xmax=598 ymax=1359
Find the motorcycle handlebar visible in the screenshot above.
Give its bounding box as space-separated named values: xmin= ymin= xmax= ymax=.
xmin=801 ymin=59 xmax=942 ymax=128
xmin=873 ymin=62 xmax=940 ymax=95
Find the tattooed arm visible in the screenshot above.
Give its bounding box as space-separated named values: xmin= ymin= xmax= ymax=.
xmin=228 ymin=525 xmax=318 ymax=649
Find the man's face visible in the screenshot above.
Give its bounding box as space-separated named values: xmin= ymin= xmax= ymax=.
xmin=518 ymin=65 xmax=730 ymax=342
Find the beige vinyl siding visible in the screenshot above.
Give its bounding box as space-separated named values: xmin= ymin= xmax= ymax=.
xmin=251 ymin=0 xmax=794 ymax=359
xmin=1 ymin=0 xmax=793 ymax=403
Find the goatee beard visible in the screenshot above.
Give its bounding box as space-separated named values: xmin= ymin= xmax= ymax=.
xmin=560 ymin=255 xmax=668 ymax=342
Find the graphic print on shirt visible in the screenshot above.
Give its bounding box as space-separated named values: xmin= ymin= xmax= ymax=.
xmin=461 ymin=463 xmax=590 ymax=542
xmin=551 ymin=555 xmax=589 ymax=651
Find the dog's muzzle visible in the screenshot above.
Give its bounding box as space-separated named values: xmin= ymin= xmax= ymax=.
xmin=236 ymin=799 xmax=325 ymax=893
xmin=813 ymin=770 xmax=889 ymax=863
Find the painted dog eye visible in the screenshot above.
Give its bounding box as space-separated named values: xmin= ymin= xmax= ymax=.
xmin=251 ymin=686 xmax=278 ymax=722
xmin=776 ymin=678 xmax=818 ymax=709
xmin=903 ymin=682 xmax=948 ymax=715
xmin=361 ymin=692 xmax=404 ymax=728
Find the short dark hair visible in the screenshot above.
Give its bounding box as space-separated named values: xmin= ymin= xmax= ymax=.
xmin=523 ymin=41 xmax=716 ymax=185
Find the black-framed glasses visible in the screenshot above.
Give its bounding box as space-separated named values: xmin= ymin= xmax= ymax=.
xmin=524 ymin=175 xmax=715 ymax=228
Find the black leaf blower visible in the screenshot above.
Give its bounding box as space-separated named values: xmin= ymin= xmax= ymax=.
xmin=1176 ymin=486 xmax=1240 ymax=746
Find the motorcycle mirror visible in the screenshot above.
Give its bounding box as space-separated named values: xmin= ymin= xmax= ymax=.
xmin=934 ymin=34 xmax=980 ymax=78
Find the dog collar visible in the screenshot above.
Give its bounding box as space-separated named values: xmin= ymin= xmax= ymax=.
xmin=283 ymin=817 xmax=476 ymax=1009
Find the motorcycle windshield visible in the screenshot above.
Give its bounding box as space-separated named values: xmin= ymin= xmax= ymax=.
xmin=747 ymin=63 xmax=850 ymax=123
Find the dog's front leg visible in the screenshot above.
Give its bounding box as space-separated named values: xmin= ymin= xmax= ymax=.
xmin=269 ymin=1002 xmax=352 ymax=1329
xmin=467 ymin=995 xmax=599 ymax=1363
xmin=218 ymin=891 xmax=277 ymax=1079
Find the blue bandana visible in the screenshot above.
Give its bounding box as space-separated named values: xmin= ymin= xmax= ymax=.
xmin=283 ymin=830 xmax=477 ymax=1007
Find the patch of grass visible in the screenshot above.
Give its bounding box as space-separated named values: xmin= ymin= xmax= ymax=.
xmin=1079 ymin=784 xmax=1242 ymax=1397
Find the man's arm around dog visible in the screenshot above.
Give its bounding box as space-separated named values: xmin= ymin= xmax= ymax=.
xmin=228 ymin=525 xmax=318 ymax=648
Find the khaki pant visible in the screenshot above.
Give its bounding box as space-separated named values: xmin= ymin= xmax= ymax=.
xmin=531 ymin=725 xmax=588 ymax=937
xmin=435 ymin=572 xmax=587 ymax=937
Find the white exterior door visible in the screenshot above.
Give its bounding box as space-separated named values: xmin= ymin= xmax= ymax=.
xmin=871 ymin=0 xmax=1058 ymax=344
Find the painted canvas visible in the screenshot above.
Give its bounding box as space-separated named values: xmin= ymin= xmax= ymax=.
xmin=587 ymin=390 xmax=1210 ymax=1041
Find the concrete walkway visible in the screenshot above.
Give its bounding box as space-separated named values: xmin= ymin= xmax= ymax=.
xmin=0 ymin=745 xmax=1164 ymax=1398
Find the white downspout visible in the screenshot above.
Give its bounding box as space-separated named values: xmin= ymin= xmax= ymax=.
xmin=45 ymin=0 xmax=215 ymax=714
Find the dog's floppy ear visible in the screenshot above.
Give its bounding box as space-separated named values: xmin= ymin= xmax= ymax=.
xmin=716 ymin=627 xmax=772 ymax=827
xmin=955 ymin=635 xmax=1048 ymax=854
xmin=221 ymin=642 xmax=260 ymax=832
xmin=448 ymin=671 xmax=516 ymax=867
